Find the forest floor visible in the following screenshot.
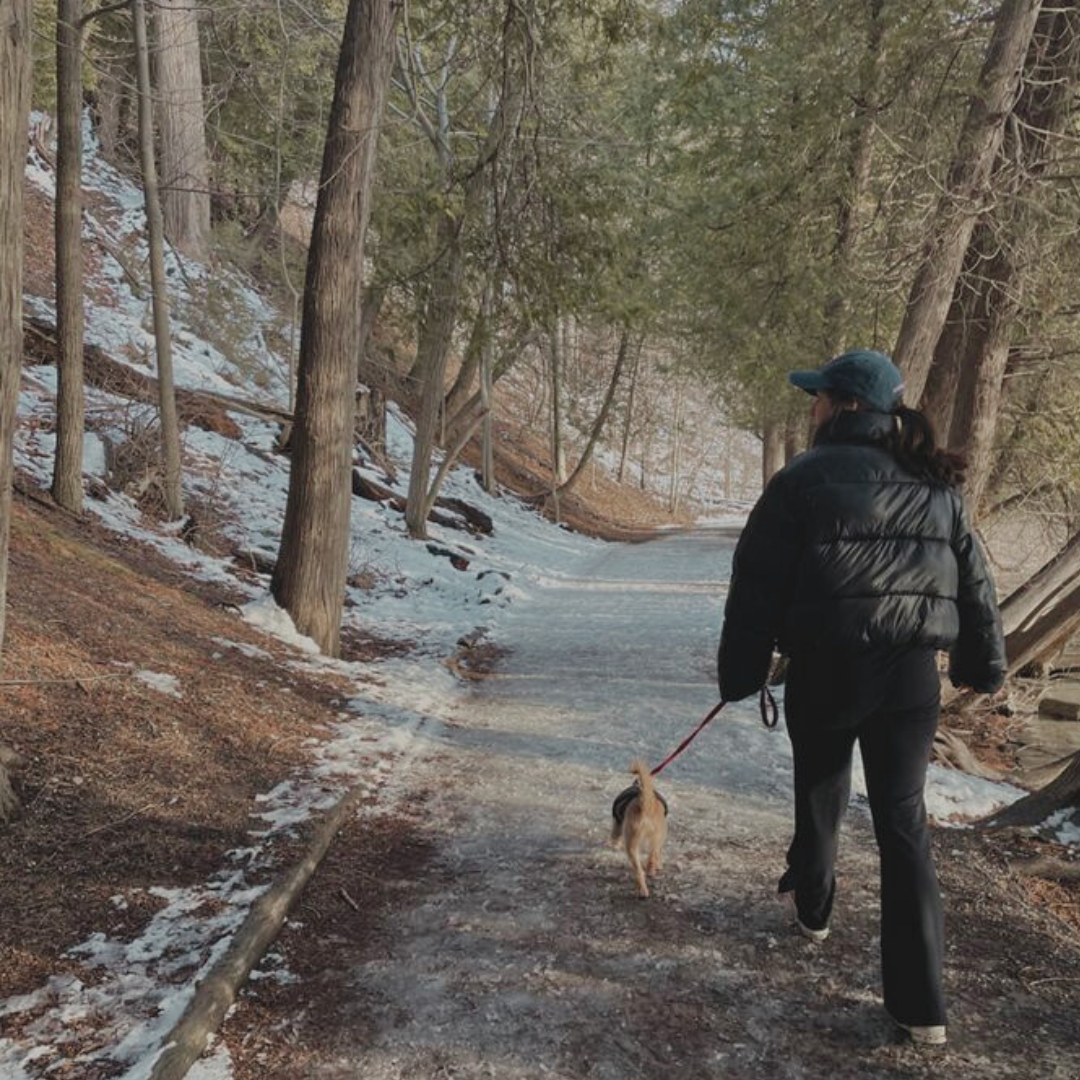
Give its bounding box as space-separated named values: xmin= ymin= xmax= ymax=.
xmin=2 ymin=481 xmax=1080 ymax=1079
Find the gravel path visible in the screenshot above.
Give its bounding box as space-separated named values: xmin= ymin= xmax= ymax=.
xmin=227 ymin=529 xmax=1080 ymax=1079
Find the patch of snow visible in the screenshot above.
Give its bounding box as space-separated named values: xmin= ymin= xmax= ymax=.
xmin=1044 ymin=807 xmax=1080 ymax=846
xmin=241 ymin=596 xmax=320 ymax=656
xmin=133 ymin=670 xmax=183 ymax=699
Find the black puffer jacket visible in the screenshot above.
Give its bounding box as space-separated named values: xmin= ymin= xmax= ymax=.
xmin=717 ymin=410 xmax=1006 ymax=702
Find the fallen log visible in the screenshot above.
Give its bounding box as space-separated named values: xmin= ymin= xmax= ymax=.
xmin=147 ymin=783 xmax=367 ymax=1080
xmin=351 ymin=470 xmax=493 ymax=535
xmin=23 ymin=316 xmax=296 ymax=434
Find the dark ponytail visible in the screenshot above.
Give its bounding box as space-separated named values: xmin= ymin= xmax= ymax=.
xmin=814 ymin=391 xmax=966 ymax=487
xmin=888 ymin=404 xmax=966 ymax=487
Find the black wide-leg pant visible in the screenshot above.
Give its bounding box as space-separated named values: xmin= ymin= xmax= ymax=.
xmin=782 ymin=648 xmax=947 ymax=1028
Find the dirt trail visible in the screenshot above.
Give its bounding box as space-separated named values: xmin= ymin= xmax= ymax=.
xmin=222 ymin=531 xmax=1080 ymax=1079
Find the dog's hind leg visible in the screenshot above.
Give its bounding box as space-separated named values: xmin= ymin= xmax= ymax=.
xmin=646 ymin=821 xmax=667 ymax=877
xmin=627 ymin=844 xmax=650 ymax=898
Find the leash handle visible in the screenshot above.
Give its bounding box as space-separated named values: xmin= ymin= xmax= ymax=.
xmin=650 ymin=686 xmax=780 ymax=777
xmin=760 ymin=685 xmax=779 ymax=729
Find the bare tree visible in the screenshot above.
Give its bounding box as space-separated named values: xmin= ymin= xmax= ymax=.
xmin=892 ymin=0 xmax=1043 ymax=402
xmin=0 ymin=0 xmax=33 ymax=816
xmin=401 ymin=3 xmax=527 ymax=539
xmin=52 ymin=0 xmax=87 ymax=513
xmin=553 ymin=328 xmax=634 ymax=502
xmin=155 ymin=0 xmax=211 ymax=259
xmin=134 ymin=0 xmax=184 ymax=520
xmin=271 ymin=0 xmax=399 ymax=656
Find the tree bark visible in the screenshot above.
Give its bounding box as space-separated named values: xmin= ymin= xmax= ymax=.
xmin=549 ymin=318 xmax=567 ymax=486
xmin=134 ymin=0 xmax=184 ymax=521
xmin=919 ymin=253 xmax=978 ymax=445
xmin=405 ymin=208 xmax=470 ymax=537
xmin=479 ymin=283 xmax=495 ymax=493
xmin=617 ymin=340 xmax=644 ymax=484
xmin=761 ymin=419 xmax=784 ymax=487
xmin=0 ymin=0 xmax=32 ymax=655
xmin=154 ymin=0 xmax=211 ymax=260
xmin=92 ymin=45 xmax=128 ymax=160
xmin=271 ymin=0 xmax=398 ymax=656
xmin=668 ymin=375 xmax=684 ymax=515
xmin=52 ymin=0 xmax=86 ymax=514
xmin=891 ymin=0 xmax=1043 ymax=403
xmin=443 ymin=302 xmax=486 ymax=426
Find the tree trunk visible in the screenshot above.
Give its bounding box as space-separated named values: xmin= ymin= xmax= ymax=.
xmin=668 ymin=376 xmax=684 ymax=515
xmin=783 ymin=410 xmax=803 ymax=464
xmin=93 ymin=45 xmax=129 ymax=161
xmin=405 ymin=209 xmax=469 ymax=538
xmin=891 ymin=0 xmax=1043 ymax=403
xmin=443 ymin=302 xmax=486 ymax=426
xmin=403 ymin=11 xmax=523 ymax=540
xmin=154 ymin=0 xmax=211 ymax=260
xmin=555 ymin=328 xmax=634 ymax=500
xmin=357 ymin=284 xmax=384 ymax=381
xmin=1000 ymin=529 xmax=1080 ymax=638
xmin=761 ymin=419 xmax=784 ymax=487
xmin=617 ymin=340 xmax=644 ymax=484
xmin=479 ymin=282 xmax=495 ymax=493
xmin=919 ymin=254 xmax=978 ymax=443
xmin=134 ymin=0 xmax=183 ymax=521
xmin=271 ymin=0 xmax=398 ymax=655
xmin=952 ymin=3 xmax=1080 ymax=515
xmin=549 ymin=318 xmax=567 ymax=487
xmin=0 ymin=744 xmax=22 ymax=823
xmin=1007 ymin=587 xmax=1080 ymax=675
xmin=985 ymin=748 xmax=1080 ymax=827
xmin=824 ymin=0 xmax=884 ymax=354
xmin=52 ymin=0 xmax=86 ymax=514
xmin=0 ymin=0 xmax=33 ymax=655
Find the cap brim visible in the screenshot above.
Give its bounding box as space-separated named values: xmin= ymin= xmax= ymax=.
xmin=788 ymin=371 xmax=825 ymax=395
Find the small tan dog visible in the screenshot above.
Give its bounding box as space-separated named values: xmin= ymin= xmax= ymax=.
xmin=610 ymin=761 xmax=669 ymax=898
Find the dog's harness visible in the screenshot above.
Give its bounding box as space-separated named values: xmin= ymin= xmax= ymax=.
xmin=611 ymin=784 xmax=669 ymax=826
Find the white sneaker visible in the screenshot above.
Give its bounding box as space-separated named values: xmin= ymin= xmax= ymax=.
xmin=780 ymin=889 xmax=830 ymax=942
xmin=893 ymin=1018 xmax=947 ymax=1046
xmin=796 ymin=918 xmax=830 ymax=943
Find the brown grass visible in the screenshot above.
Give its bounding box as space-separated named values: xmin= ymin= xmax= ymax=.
xmin=0 ymin=493 xmax=392 ymax=1003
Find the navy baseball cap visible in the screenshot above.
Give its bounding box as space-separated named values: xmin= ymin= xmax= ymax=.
xmin=788 ymin=349 xmax=905 ymax=413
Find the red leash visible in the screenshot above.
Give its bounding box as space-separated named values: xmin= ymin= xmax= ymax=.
xmin=650 ymin=686 xmax=778 ymax=777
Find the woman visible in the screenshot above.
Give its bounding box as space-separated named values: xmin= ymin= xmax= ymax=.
xmin=716 ymin=349 xmax=1005 ymax=1047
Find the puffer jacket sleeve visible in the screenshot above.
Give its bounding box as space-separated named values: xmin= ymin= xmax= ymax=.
xmin=948 ymin=498 xmax=1006 ymax=693
xmin=717 ymin=469 xmax=802 ymax=701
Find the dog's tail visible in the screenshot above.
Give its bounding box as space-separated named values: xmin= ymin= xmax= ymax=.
xmin=630 ymin=759 xmax=657 ymax=811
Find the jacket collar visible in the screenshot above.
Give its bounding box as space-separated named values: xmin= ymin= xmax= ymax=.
xmin=813 ymin=408 xmax=895 ymax=448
